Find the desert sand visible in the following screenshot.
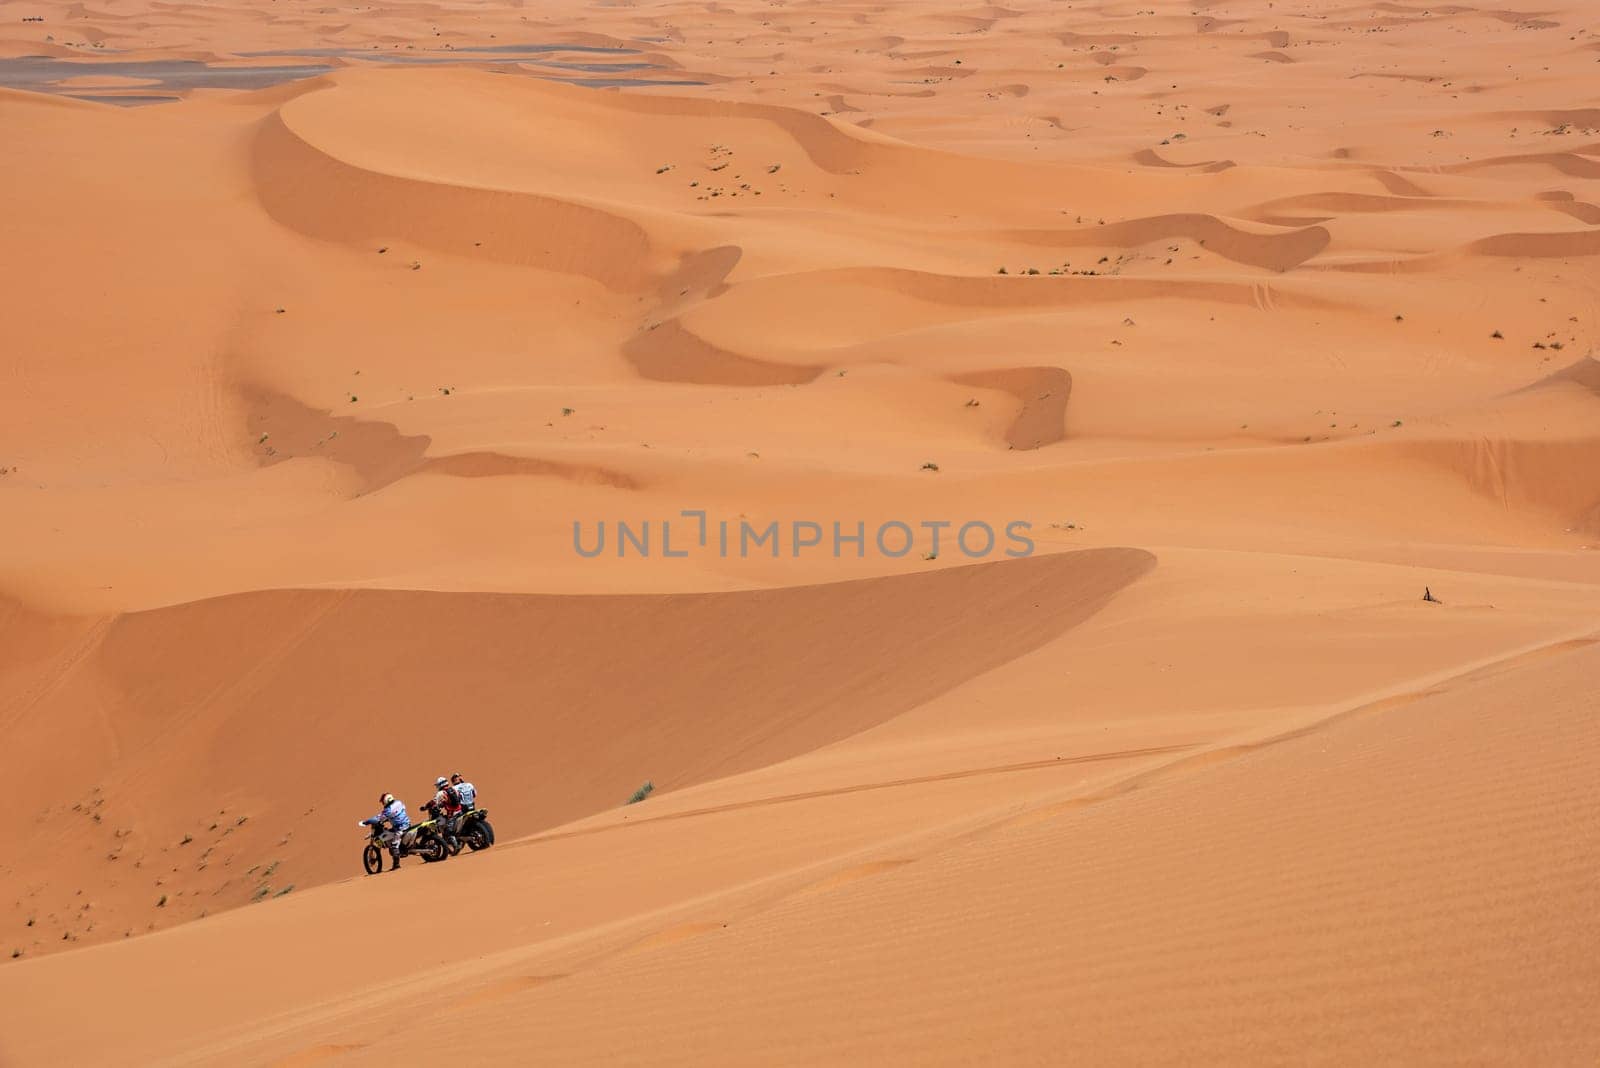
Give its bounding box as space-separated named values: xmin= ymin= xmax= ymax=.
xmin=1 ymin=0 xmax=1598 ymax=1062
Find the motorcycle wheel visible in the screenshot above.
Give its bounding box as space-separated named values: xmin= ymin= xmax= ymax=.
xmin=362 ymin=843 xmax=383 ymax=875
xmin=419 ymin=834 xmax=448 ymax=863
xmin=468 ymin=819 xmax=495 ymax=850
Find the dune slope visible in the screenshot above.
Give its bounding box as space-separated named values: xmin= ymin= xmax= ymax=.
xmin=1 ymin=551 xmax=1150 ymax=958
xmin=2 ymin=628 xmax=1594 ymax=1066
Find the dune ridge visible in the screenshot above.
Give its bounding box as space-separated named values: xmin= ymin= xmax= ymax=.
xmin=253 ymin=108 xmax=667 ymax=291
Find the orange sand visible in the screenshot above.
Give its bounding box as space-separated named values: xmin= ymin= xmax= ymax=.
xmin=1 ymin=0 xmax=1598 ymax=1062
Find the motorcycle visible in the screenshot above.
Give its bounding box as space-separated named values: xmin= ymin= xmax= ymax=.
xmin=361 ymin=817 xmax=449 ymax=874
xmin=426 ymin=801 xmax=495 ymax=857
xmin=455 ymin=808 xmax=495 ymax=852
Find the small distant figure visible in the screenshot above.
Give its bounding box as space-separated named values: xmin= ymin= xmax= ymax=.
xmin=1422 ymin=587 xmax=1441 ymax=603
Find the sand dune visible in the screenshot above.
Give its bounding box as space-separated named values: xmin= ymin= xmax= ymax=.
xmin=3 ymin=616 xmax=1596 ymax=1065
xmin=622 ymin=317 xmax=823 ymax=386
xmin=1 ymin=552 xmax=1150 ymax=959
xmin=1005 ymin=213 xmax=1333 ymax=272
xmin=1467 ymin=228 xmax=1600 ymax=259
xmin=254 ymin=108 xmax=666 ymax=291
xmin=3 ymin=0 xmax=1600 ymax=1060
xmin=376 ymin=637 xmax=1600 ymax=1065
xmin=949 ymin=366 xmax=1071 ymax=449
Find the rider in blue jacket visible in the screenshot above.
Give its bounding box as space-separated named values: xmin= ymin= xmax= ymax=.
xmin=359 ymin=793 xmax=410 ymax=870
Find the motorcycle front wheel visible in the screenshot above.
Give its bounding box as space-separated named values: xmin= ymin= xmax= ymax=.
xmin=362 ymin=842 xmax=383 ymax=875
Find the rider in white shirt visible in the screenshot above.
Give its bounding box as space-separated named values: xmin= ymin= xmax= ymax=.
xmin=450 ymin=773 xmax=477 ymax=811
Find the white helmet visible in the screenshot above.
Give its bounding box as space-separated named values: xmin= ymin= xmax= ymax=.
xmin=381 ymin=792 xmax=395 ymax=805
xmin=435 ymin=776 xmax=449 ymax=789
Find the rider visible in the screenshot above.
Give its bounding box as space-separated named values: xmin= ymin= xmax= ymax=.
xmin=431 ymin=776 xmax=464 ymax=837
xmin=358 ymin=792 xmax=410 ymax=870
xmin=450 ymin=772 xmax=477 ymax=811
